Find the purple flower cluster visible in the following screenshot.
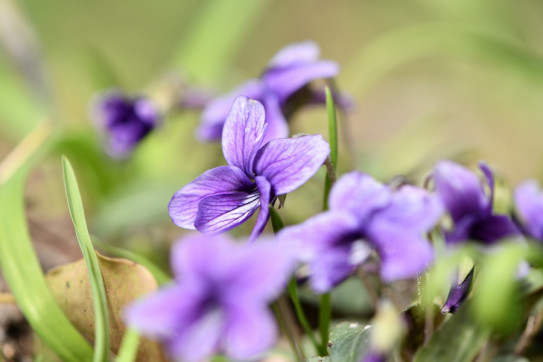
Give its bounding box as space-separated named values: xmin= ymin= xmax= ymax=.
xmin=169 ymin=96 xmax=330 ymax=240
xmin=515 ymin=180 xmax=543 ymax=241
xmin=92 ymin=90 xmax=160 ymax=158
xmin=278 ymin=171 xmax=443 ymax=292
xmin=198 ymin=41 xmax=345 ymax=142
xmin=125 ymin=233 xmax=293 ymax=361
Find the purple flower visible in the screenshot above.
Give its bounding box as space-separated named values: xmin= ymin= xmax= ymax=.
xmin=169 ymin=96 xmax=330 ymax=240
xmin=198 ymin=41 xmax=343 ymax=142
xmin=433 ymin=161 xmax=520 ymax=245
xmin=124 ymin=233 xmax=293 ymax=362
xmin=92 ymin=90 xmax=159 ymax=158
xmin=278 ymin=171 xmax=443 ymax=293
xmin=441 ymin=267 xmax=475 ymax=314
xmin=514 ymin=180 xmax=543 ymax=241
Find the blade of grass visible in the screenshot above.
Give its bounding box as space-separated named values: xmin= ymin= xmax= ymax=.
xmin=0 ymin=123 xmax=93 ymax=361
xmin=115 ymin=328 xmax=140 ymax=362
xmin=62 ymin=156 xmax=110 ymax=362
xmin=318 ymin=86 xmax=339 ymax=356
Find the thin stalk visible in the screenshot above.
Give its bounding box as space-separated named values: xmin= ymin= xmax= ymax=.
xmin=0 ymin=293 xmax=16 ymax=304
xmin=317 ymin=87 xmax=339 ymax=355
xmin=269 ymin=207 xmax=320 ymax=356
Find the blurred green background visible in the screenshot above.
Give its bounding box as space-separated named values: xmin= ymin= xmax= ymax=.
xmin=2 ymin=0 xmax=543 ymax=261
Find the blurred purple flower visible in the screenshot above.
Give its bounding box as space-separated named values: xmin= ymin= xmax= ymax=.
xmin=278 ymin=171 xmax=443 ymax=293
xmin=198 ymin=41 xmax=346 ymax=142
xmin=514 ymin=180 xmax=543 ymax=241
xmin=433 ymin=161 xmax=520 ymax=245
xmin=169 ymin=96 xmax=330 ymax=240
xmin=125 ymin=233 xmax=294 ymax=362
xmin=92 ymin=90 xmax=159 ymax=158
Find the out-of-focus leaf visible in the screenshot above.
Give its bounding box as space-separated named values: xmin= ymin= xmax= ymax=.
xmin=0 ymin=123 xmax=93 ymax=361
xmin=62 ymin=156 xmax=110 ymax=361
xmin=414 ymin=302 xmax=490 ymax=362
xmin=92 ymin=181 xmax=180 ymax=238
xmin=327 ymin=322 xmax=371 ymax=362
xmin=401 ymin=303 xmax=445 ymax=361
xmin=174 ymin=0 xmax=271 ymax=82
xmin=472 ymin=242 xmax=527 ymax=334
xmin=46 ymin=252 xmax=164 ymax=361
xmin=306 ymin=357 xmax=330 ymax=362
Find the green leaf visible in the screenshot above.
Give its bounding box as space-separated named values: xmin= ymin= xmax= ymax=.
xmin=0 ymin=123 xmax=93 ymax=361
xmin=472 ymin=242 xmax=527 ymax=334
xmin=327 ymin=322 xmax=371 ymax=362
xmin=62 ymin=156 xmax=111 ymax=362
xmin=414 ymin=303 xmax=490 ymax=362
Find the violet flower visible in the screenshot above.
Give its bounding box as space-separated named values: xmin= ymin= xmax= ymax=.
xmin=433 ymin=161 xmax=520 ymax=313
xmin=278 ymin=171 xmax=443 ymax=293
xmin=514 ymin=180 xmax=543 ymax=241
xmin=125 ymin=233 xmax=294 ymax=362
xmin=169 ymin=96 xmax=330 ymax=240
xmin=198 ymin=41 xmax=343 ymax=143
xmin=92 ymin=90 xmax=159 ymax=158
xmin=433 ymin=161 xmax=520 ymax=245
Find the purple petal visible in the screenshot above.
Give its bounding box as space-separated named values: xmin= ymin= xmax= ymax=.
xmin=368 ymin=223 xmax=434 ymax=282
xmin=168 ymin=166 xmax=254 ymax=229
xmin=329 ymin=171 xmax=391 ymax=224
xmin=253 ymin=134 xmax=330 ymax=195
xmin=198 ymin=79 xmax=265 ymax=141
xmin=441 ymin=267 xmax=474 ymax=314
xmin=168 ymin=309 xmax=225 ymax=362
xmin=433 ymin=161 xmax=488 ymax=223
xmin=377 ymin=185 xmax=443 ymax=234
xmin=124 ymin=284 xmax=203 ymax=340
xmin=305 ymin=87 xmax=355 ymax=110
xmin=133 ymin=98 xmax=159 ymax=126
xmin=194 ymin=191 xmax=261 ymax=234
xmin=278 ymin=211 xmax=362 ymax=293
xmin=515 ymin=180 xmax=543 ymax=240
xmin=170 ymin=233 xmax=235 ymax=282
xmin=223 ymin=305 xmax=277 ymax=359
xmin=224 ymin=240 xmax=294 ymax=302
xmin=267 ymin=41 xmax=320 ymax=68
xmin=249 ymin=176 xmax=272 ymax=242
xmin=478 ymin=161 xmax=495 ymax=212
xmin=470 ymin=214 xmax=521 ymax=244
xmin=261 ymin=94 xmax=289 ymax=144
xmin=222 ymin=96 xmax=268 ymax=175
xmin=264 ymin=61 xmax=340 ymax=103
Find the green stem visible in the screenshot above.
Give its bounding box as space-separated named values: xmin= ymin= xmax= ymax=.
xmin=318 ymin=293 xmax=331 ymax=355
xmin=317 ymin=86 xmax=339 ymax=355
xmin=269 ymin=206 xmax=320 ymax=356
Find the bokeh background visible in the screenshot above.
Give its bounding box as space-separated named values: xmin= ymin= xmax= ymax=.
xmin=2 ymin=0 xmax=543 ymax=358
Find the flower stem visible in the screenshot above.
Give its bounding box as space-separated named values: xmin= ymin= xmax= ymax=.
xmin=269 ymin=206 xmax=321 ymax=356
xmin=317 ymin=87 xmax=339 ymax=355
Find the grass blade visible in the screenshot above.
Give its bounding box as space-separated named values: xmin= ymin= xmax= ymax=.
xmin=115 ymin=329 xmax=140 ymax=362
xmin=0 ymin=123 xmax=93 ymax=361
xmin=62 ymin=156 xmax=110 ymax=362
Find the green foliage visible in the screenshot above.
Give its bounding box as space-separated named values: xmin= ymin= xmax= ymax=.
xmin=0 ymin=124 xmax=93 ymax=361
xmin=62 ymin=156 xmax=111 ymax=361
xmin=327 ymin=322 xmax=371 ymax=362
xmin=414 ymin=303 xmax=490 ymax=362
